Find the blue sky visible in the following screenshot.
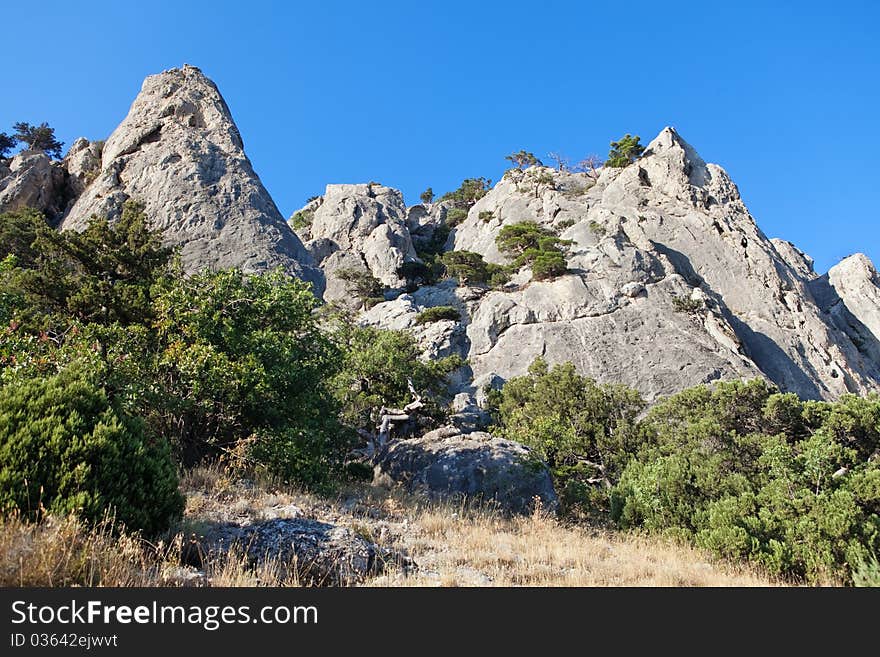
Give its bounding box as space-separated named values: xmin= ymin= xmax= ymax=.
xmin=3 ymin=0 xmax=877 ymax=274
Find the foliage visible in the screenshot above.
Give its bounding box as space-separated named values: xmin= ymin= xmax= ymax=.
xmin=0 ymin=366 xmax=183 ymax=534
xmin=290 ymin=209 xmax=314 ymax=230
xmin=413 ymin=224 xmax=451 ymax=286
xmin=415 ymin=306 xmax=460 ymax=324
xmin=397 ymin=260 xmax=433 ymax=289
xmin=610 ymin=380 xmax=880 ymax=584
xmin=328 ymin=322 xmax=463 ymax=432
xmin=1 ymin=201 xmax=172 ymax=330
xmin=335 ymin=267 xmax=384 ymax=304
xmin=0 ymin=132 xmax=15 ymax=158
xmin=588 ymin=220 xmax=605 ymax=236
xmin=441 ymin=250 xmax=509 ymax=287
xmin=479 ymin=210 xmax=495 ymax=223
xmin=672 ymin=295 xmax=703 ymax=314
xmin=446 ymin=207 xmax=468 ymax=228
xmin=505 ymin=150 xmax=542 ymax=169
xmin=606 ymin=134 xmax=644 ymax=168
xmin=490 ymin=359 xmax=646 ymax=515
xmin=420 ymin=188 xmax=434 ymax=204
xmin=439 ymin=177 xmax=491 ymax=208
xmin=12 ymin=122 xmax=64 ymax=159
xmin=496 ymin=221 xmax=571 ymax=280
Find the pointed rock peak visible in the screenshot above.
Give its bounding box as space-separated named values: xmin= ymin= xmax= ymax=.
xmin=61 ymin=64 xmax=322 ymax=293
xmin=101 ymin=64 xmax=242 ymax=165
xmin=643 ymin=126 xmax=707 ymax=170
xmin=830 ymin=253 xmax=879 ymax=284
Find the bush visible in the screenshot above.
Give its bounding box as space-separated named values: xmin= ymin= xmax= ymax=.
xmin=491 ymin=358 xmax=646 ymax=516
xmin=479 ymin=210 xmax=495 ymax=223
xmin=439 ymin=178 xmax=491 ymax=208
xmin=290 ymin=209 xmax=314 ymax=230
xmin=420 ymin=188 xmax=434 ymax=204
xmin=415 ymin=306 xmax=460 ymax=324
xmin=0 ymin=366 xmax=183 ymax=534
xmin=610 ymin=381 xmax=880 ymax=584
xmin=496 ymin=221 xmax=571 ymax=281
xmin=446 ymin=208 xmax=468 ymax=227
xmin=672 ymin=295 xmax=703 ymax=314
xmin=606 ymin=134 xmax=645 ymax=168
xmin=588 ymin=220 xmax=605 ymax=236
xmin=335 ymin=267 xmax=384 ymax=303
xmin=329 ymin=322 xmax=464 ymax=433
xmin=441 ymin=250 xmax=509 ymax=287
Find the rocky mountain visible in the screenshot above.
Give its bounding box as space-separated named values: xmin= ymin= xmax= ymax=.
xmin=3 ymin=66 xmax=879 ymax=408
xmin=295 ymin=129 xmax=880 ymax=406
xmin=36 ymin=65 xmax=321 ymax=291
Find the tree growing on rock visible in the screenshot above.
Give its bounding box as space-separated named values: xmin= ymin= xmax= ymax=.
xmin=496 ymin=221 xmax=572 ymax=281
xmin=606 ymin=134 xmax=644 ymax=168
xmin=0 ymin=133 xmax=15 ymax=158
xmin=505 ymin=150 xmax=542 ymax=169
xmin=439 ymin=177 xmax=492 ymax=208
xmin=420 ymin=187 xmax=434 ymax=204
xmin=574 ymin=154 xmax=603 ymax=177
xmin=12 ymin=122 xmax=64 ymax=159
xmin=547 ymin=152 xmax=570 ymax=171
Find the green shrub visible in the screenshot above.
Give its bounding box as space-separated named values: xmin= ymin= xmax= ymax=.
xmin=0 ymin=366 xmax=183 ymax=534
xmin=439 ymin=177 xmax=491 ymax=208
xmin=496 ymin=221 xmax=571 ymax=281
xmin=478 ymin=210 xmax=495 ymax=223
xmin=290 ymin=209 xmax=314 ymax=230
xmin=672 ymin=295 xmax=703 ymax=314
xmin=606 ymin=134 xmax=645 ymax=168
xmin=335 ymin=267 xmax=384 ymax=302
xmin=415 ymin=306 xmax=460 ymax=324
xmin=588 ymin=220 xmax=605 ymax=236
xmin=491 ymin=358 xmax=646 ymax=516
xmin=610 ymin=381 xmax=880 ymax=584
xmin=441 ymin=250 xmax=509 ymax=287
xmin=556 ymin=219 xmax=575 ymax=230
xmin=446 ymin=208 xmax=468 ymax=227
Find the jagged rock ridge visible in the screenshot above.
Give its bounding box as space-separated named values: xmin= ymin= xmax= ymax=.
xmin=302 ymin=128 xmax=880 ymax=404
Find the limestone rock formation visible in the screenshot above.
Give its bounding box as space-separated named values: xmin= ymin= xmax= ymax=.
xmin=196 ymin=517 xmax=391 ymax=585
xmin=373 ymin=426 xmax=558 ymax=515
xmin=61 ymin=65 xmax=322 ymax=293
xmin=291 ymin=183 xmax=418 ymax=306
xmin=63 ymin=138 xmax=103 ymax=198
xmin=0 ymin=150 xmax=69 ymax=219
xmin=345 ymin=127 xmax=880 ymax=403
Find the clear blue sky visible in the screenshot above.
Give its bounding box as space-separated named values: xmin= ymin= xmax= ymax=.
xmin=3 ymin=1 xmax=877 ymax=274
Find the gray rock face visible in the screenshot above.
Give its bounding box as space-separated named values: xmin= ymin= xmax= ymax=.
xmin=292 ymin=183 xmax=418 ymax=306
xmin=342 ymin=127 xmax=880 ymax=402
xmin=63 ymin=137 xmax=103 ymax=198
xmin=196 ymin=517 xmax=389 ymax=585
xmin=61 ymin=65 xmax=322 ymax=293
xmin=374 ymin=426 xmax=558 ymax=515
xmin=0 ymin=151 xmax=69 ymax=219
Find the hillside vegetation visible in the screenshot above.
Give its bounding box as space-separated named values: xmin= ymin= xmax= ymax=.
xmin=1 ymin=205 xmax=879 ymax=587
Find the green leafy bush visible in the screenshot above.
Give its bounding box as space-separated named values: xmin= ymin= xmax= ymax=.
xmin=491 ymin=358 xmax=646 ymax=516
xmin=328 ymin=322 xmax=463 ymax=433
xmin=610 ymin=381 xmax=880 ymax=584
xmin=441 ymin=250 xmax=509 ymax=287
xmin=496 ymin=221 xmax=571 ymax=281
xmin=0 ymin=366 xmax=183 ymax=534
xmin=478 ymin=210 xmax=495 ymax=223
xmin=672 ymin=295 xmax=703 ymax=314
xmin=439 ymin=177 xmax=491 ymax=208
xmin=290 ymin=209 xmax=314 ymax=230
xmin=335 ymin=267 xmax=384 ymax=303
xmin=446 ymin=208 xmax=468 ymax=227
xmin=415 ymin=306 xmax=460 ymax=324
xmin=606 ymin=134 xmax=645 ymax=168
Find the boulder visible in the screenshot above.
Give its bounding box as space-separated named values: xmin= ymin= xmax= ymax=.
xmin=374 ymin=426 xmax=558 ymax=515
xmin=195 ymin=517 xmax=391 ymax=586
xmin=0 ymin=150 xmax=69 ymax=219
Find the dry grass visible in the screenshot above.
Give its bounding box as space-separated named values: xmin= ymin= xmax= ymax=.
xmin=371 ymin=504 xmax=781 ymax=587
xmin=0 ymin=465 xmax=785 ymax=587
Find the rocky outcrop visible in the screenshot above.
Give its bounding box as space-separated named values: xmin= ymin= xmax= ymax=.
xmin=63 ymin=138 xmax=103 ymax=198
xmin=354 ymin=127 xmax=880 ymax=404
xmin=61 ymin=65 xmax=322 ymax=293
xmin=0 ymin=151 xmax=69 ymax=219
xmin=195 ymin=517 xmax=392 ymax=586
xmin=291 ymin=183 xmax=418 ymax=306
xmin=374 ymin=426 xmax=558 ymax=514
